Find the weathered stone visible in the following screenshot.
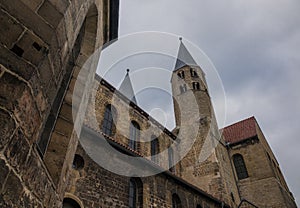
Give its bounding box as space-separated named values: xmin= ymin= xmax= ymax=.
xmin=38 ymin=1 xmax=63 ymax=28
xmin=0 ymin=9 xmax=25 ymax=49
xmin=48 ymin=0 xmax=70 ymax=14
xmin=19 ymin=0 xmax=43 ymax=11
xmin=0 ymin=45 xmax=37 ymax=80
xmin=36 ymin=56 xmax=53 ymax=90
xmin=0 ymin=0 xmax=54 ymax=44
xmin=13 ymin=87 xmax=41 ymax=140
xmin=2 ymin=172 xmax=23 ymax=207
xmin=4 ymin=129 xmax=30 ymax=174
xmin=0 ymin=72 xmax=27 ymax=110
xmin=0 ymin=109 xmax=16 ymax=151
xmin=16 ymin=31 xmax=48 ymax=66
xmin=0 ymin=159 xmax=9 ymax=190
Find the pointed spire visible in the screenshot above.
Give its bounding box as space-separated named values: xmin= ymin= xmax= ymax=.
xmin=119 ymin=69 xmax=137 ymax=104
xmin=174 ymin=37 xmax=198 ymax=71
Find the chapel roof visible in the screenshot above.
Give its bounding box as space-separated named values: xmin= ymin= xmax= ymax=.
xmin=222 ymin=116 xmax=258 ymax=144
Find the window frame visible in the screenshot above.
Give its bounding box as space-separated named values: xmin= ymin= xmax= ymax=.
xmin=129 ymin=121 xmax=140 ymax=150
xmin=151 ymin=136 xmax=159 ymax=163
xmin=233 ymin=154 xmax=249 ymax=180
xmin=101 ymin=104 xmax=117 ymax=136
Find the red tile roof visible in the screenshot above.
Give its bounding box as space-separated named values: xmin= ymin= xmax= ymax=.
xmin=221 ymin=116 xmax=257 ymax=144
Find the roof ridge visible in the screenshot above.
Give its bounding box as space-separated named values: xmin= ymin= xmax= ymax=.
xmin=222 ymin=116 xmax=255 ymax=129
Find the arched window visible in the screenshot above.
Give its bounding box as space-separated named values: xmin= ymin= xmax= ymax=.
xmin=102 ymin=104 xmax=117 ymax=136
xmin=151 ymin=136 xmax=159 ymax=163
xmin=233 ymin=154 xmax=248 ymax=180
xmin=129 ymin=121 xmax=140 ymax=150
xmin=169 ymin=148 xmax=175 ymax=173
xmin=177 ymin=71 xmax=185 ymax=79
xmin=172 ymin=193 xmax=182 ymax=208
xmin=190 ymin=68 xmax=198 ymax=77
xmin=192 ymin=82 xmax=200 ymax=90
xmin=62 ymin=198 xmax=81 ymax=208
xmin=129 ymin=178 xmax=143 ymax=208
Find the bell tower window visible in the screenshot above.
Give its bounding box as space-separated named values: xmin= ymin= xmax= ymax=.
xmin=190 ymin=68 xmax=198 ymax=77
xmin=177 ymin=71 xmax=185 ymax=79
xmin=192 ymin=82 xmax=200 ymax=90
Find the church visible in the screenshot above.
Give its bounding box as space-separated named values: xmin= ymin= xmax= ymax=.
xmin=0 ymin=0 xmax=297 ymax=207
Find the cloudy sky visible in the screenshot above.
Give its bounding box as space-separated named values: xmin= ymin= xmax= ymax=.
xmin=99 ymin=0 xmax=300 ymax=205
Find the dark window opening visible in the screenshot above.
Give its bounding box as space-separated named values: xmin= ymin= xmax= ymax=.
xmin=193 ymin=82 xmax=200 ymax=90
xmin=190 ymin=68 xmax=198 ymax=77
xmin=177 ymin=71 xmax=185 ymax=79
xmin=11 ymin=44 xmax=24 ymax=57
xmin=62 ymin=198 xmax=81 ymax=208
xmin=172 ymin=193 xmax=182 ymax=208
xmin=231 ymin=192 xmax=235 ymax=202
xmin=129 ymin=121 xmax=140 ymax=150
xmin=72 ymin=154 xmax=84 ymax=170
xmin=32 ymin=42 xmax=42 ymax=51
xmin=151 ymin=136 xmax=159 ymax=163
xmin=101 ymin=104 xmax=117 ymax=136
xmin=233 ymin=154 xmax=248 ymax=180
xmin=109 ymin=0 xmax=119 ymax=41
xmin=129 ymin=178 xmax=143 ymax=208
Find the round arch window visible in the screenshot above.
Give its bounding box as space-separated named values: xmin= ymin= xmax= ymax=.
xmin=72 ymin=154 xmax=84 ymax=170
xmin=62 ymin=198 xmax=81 ymax=208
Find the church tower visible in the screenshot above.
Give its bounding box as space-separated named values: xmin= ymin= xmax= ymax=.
xmin=171 ymin=38 xmax=240 ymax=206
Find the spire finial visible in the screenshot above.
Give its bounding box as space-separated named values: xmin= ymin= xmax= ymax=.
xmin=179 ymin=37 xmax=183 ymax=41
xmin=126 ymin=69 xmax=130 ymax=74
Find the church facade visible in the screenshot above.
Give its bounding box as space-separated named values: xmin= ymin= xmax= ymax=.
xmin=0 ymin=0 xmax=297 ymax=208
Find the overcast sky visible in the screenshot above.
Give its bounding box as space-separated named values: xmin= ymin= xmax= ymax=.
xmin=100 ymin=0 xmax=300 ymax=205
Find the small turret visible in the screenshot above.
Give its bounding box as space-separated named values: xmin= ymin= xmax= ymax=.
xmin=119 ymin=69 xmax=137 ymax=105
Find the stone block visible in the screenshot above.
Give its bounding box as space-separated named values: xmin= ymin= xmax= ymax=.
xmin=60 ymin=102 xmax=73 ymax=122
xmin=12 ymin=86 xmax=41 ymax=139
xmin=0 ymin=0 xmax=54 ymax=44
xmin=45 ymin=77 xmax=58 ymax=106
xmin=38 ymin=1 xmax=63 ymax=28
xmin=2 ymin=171 xmax=24 ymax=207
xmin=0 ymin=45 xmax=37 ymax=81
xmin=54 ymin=117 xmax=73 ymax=137
xmin=37 ymin=56 xmax=53 ymax=90
xmin=4 ymin=128 xmax=30 ymax=174
xmin=48 ymin=0 xmax=70 ymax=14
xmin=0 ymin=72 xmax=27 ymax=110
xmin=0 ymin=9 xmax=25 ymax=49
xmin=0 ymin=109 xmax=16 ymax=151
xmin=0 ymin=159 xmax=9 ymax=189
xmin=20 ymin=0 xmax=43 ymax=12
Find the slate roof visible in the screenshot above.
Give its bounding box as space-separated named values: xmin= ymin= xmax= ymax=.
xmin=174 ymin=38 xmax=198 ymax=71
xmin=118 ymin=69 xmax=137 ymax=104
xmin=222 ymin=116 xmax=257 ymax=144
